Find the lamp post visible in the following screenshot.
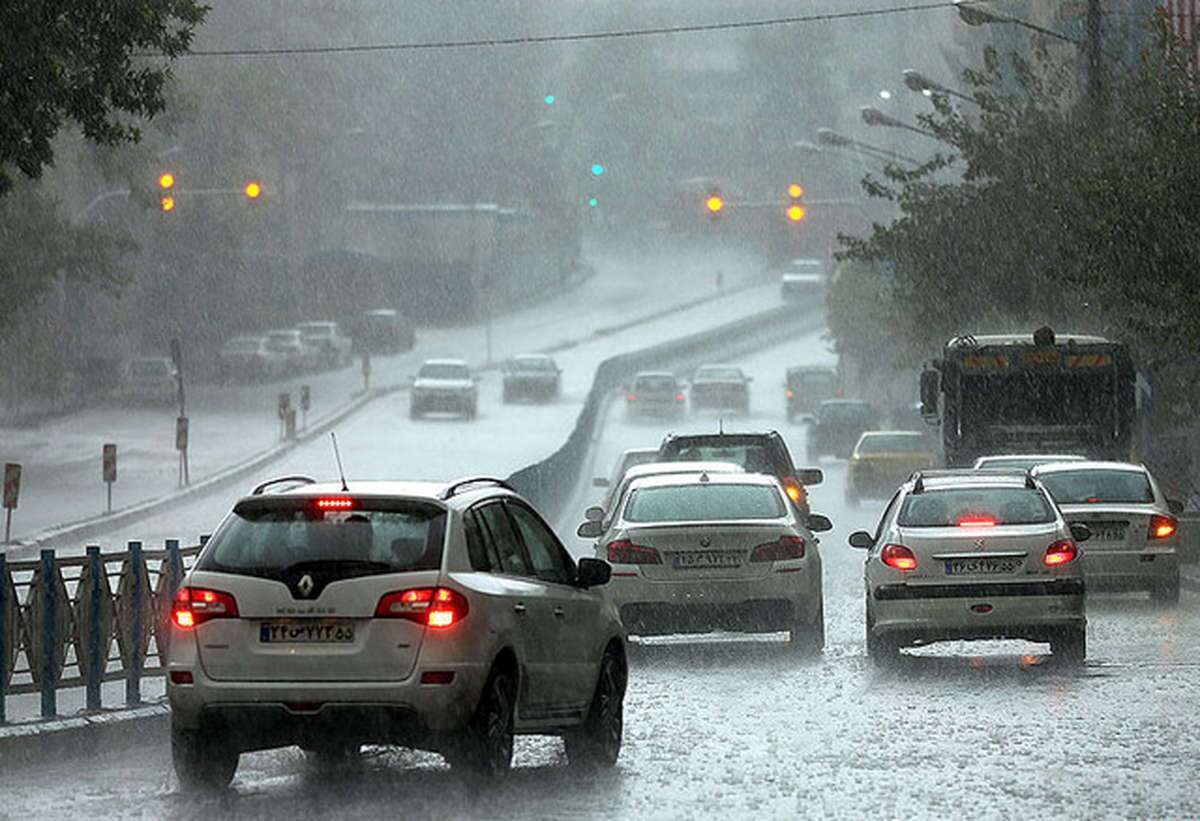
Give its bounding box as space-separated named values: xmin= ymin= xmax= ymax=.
xmin=902 ymin=69 xmax=977 ymax=105
xmin=860 ymin=106 xmax=940 ymax=140
xmin=815 ymin=128 xmax=921 ymax=166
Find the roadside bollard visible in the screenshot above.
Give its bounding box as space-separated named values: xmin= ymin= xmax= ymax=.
xmin=40 ymin=549 xmax=57 ymax=719
xmin=85 ymin=546 xmax=104 ymax=711
xmin=126 ymin=541 xmax=144 ymax=706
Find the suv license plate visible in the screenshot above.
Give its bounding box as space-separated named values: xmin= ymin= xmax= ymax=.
xmin=945 ymin=558 xmax=1022 ymax=576
xmin=673 ymin=551 xmax=742 ymax=570
xmin=259 ymin=621 xmax=355 ymax=644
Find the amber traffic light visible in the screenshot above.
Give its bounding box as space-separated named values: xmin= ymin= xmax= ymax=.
xmin=787 ymin=183 xmax=804 ymax=199
xmin=705 ymin=195 xmax=725 ymax=215
xmin=786 ymin=183 xmax=807 ymax=223
xmin=244 ymin=181 xmax=263 ymax=200
xmin=159 ymin=172 xmax=176 ymax=190
xmin=786 ymin=204 xmax=807 ymax=223
xmin=160 ymin=195 xmax=176 ymax=212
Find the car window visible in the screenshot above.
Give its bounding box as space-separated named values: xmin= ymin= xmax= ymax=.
xmin=507 ymin=502 xmax=573 ymax=584
xmin=663 ymin=443 xmax=780 ymax=476
xmin=1038 ymin=470 xmax=1155 ymax=504
xmin=857 ymin=434 xmax=927 ymax=455
xmin=874 ymin=491 xmax=903 ymax=543
xmin=897 ymin=487 xmax=1056 ymax=527
xmin=695 ymin=367 xmax=743 ymax=380
xmin=634 ymin=375 xmax=677 ymax=391
xmin=463 ymin=508 xmax=500 ymax=571
xmin=624 ymin=483 xmax=786 ymax=522
xmin=419 ymin=363 xmax=470 ymax=379
xmin=475 ymin=502 xmax=531 ymax=576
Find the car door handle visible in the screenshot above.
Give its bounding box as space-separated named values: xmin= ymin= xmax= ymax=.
xmin=513 ymin=603 xmax=528 ymax=614
xmin=553 ymin=607 xmax=565 ymax=618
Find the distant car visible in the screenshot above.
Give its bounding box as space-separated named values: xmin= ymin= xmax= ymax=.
xmin=658 ymin=430 xmax=822 ymax=517
xmin=846 ymin=431 xmax=936 ymax=506
xmin=501 ymin=354 xmax=561 ymax=403
xmin=849 ymin=469 xmax=1089 ymax=666
xmin=593 ymin=448 xmax=660 ymax=507
xmin=166 ymin=475 xmax=625 ymax=789
xmin=356 ymin=309 xmax=416 ymax=354
xmin=625 ymin=372 xmax=686 ymax=419
xmin=121 ymin=357 xmax=177 ymax=404
xmin=973 ymin=454 xmax=1087 ymax=471
xmin=265 ymin=329 xmax=320 ymax=373
xmin=784 ymin=366 xmax=840 ymax=423
xmin=780 ymin=258 xmax=824 ymax=301
xmin=411 ymin=359 xmax=477 ymax=420
xmin=807 ymin=399 xmax=879 ymax=461
xmin=578 ymin=471 xmax=830 ymax=652
xmin=688 ymin=364 xmax=751 ymax=414
xmin=296 ymin=321 xmax=353 ymax=367
xmin=1032 ymin=461 xmax=1183 ymax=604
xmin=218 ymin=336 xmax=288 ymax=382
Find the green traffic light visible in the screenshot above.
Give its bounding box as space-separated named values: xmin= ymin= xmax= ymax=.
xmin=591 ymin=164 xmax=606 ymax=177
xmin=544 ymin=94 xmax=556 ymax=105
xmin=588 ymin=197 xmax=599 ymax=207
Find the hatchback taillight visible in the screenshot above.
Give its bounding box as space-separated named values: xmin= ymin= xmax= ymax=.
xmin=172 ymin=587 xmax=239 ymax=629
xmin=606 ymin=539 xmax=662 ymax=564
xmin=1043 ymin=539 xmax=1079 ymax=567
xmin=376 ymin=587 xmax=469 ymax=628
xmin=1149 ymin=514 xmax=1177 ymax=540
xmin=750 ymin=535 xmax=806 ymax=562
xmin=881 ymin=544 xmax=918 ymax=571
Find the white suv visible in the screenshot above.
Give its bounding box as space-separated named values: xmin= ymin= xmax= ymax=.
xmin=851 ymin=470 xmax=1089 ymax=666
xmin=167 ymin=476 xmax=626 ymax=790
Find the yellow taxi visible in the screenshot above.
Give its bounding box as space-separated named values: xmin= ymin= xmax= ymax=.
xmin=846 ymin=431 xmax=935 ymax=506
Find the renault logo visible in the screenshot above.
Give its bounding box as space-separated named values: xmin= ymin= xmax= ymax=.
xmin=297 ymin=574 xmax=315 ymax=596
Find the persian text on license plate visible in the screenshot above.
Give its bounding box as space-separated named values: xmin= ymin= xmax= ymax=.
xmin=259 ymin=621 xmax=355 ymax=644
xmin=673 ymin=551 xmax=743 ymax=570
xmin=944 ymin=558 xmax=1022 ymax=576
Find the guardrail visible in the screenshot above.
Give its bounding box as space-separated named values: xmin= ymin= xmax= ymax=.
xmin=0 ymin=539 xmax=204 ymax=724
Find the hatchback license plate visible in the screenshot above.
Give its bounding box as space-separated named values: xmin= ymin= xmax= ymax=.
xmin=1089 ymin=523 xmax=1127 ymax=542
xmin=259 ymin=621 xmax=355 ymax=644
xmin=944 ymin=558 xmax=1022 ymax=576
xmin=673 ymin=551 xmax=742 ymax=570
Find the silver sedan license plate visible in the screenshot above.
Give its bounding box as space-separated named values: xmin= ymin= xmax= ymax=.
xmin=673 ymin=551 xmax=742 ymax=570
xmin=945 ymin=557 xmax=1021 ymax=576
xmin=259 ymin=620 xmax=355 ymax=644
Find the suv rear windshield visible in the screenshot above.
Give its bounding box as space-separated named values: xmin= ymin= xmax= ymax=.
xmin=624 ymin=484 xmax=786 ymax=522
xmin=419 ymin=363 xmax=469 ymax=379
xmin=199 ymin=498 xmax=447 ymax=578
xmin=1038 ymin=470 xmax=1154 ymax=504
xmin=635 ymin=375 xmax=677 ymax=391
xmin=511 ymin=358 xmax=555 ymax=372
xmin=898 ymin=488 xmax=1055 ymax=527
xmin=819 ymin=403 xmax=874 ymax=423
xmin=788 ymin=371 xmax=836 ymax=392
xmin=661 ymin=438 xmax=787 ymax=476
xmin=694 ymin=367 xmax=742 ymax=381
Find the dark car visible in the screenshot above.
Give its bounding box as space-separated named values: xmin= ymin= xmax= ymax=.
xmin=689 ymin=364 xmax=751 ymax=414
xmin=502 ymin=354 xmax=561 ymax=403
xmin=807 ymin=399 xmax=879 ymax=460
xmin=785 ymin=366 xmax=840 ymax=423
xmin=355 ymin=309 xmax=416 ymax=354
xmin=657 ymin=430 xmax=822 ymax=516
xmin=626 ymin=371 xmax=686 ymax=419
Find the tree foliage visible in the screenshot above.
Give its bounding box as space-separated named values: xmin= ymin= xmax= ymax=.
xmin=0 ymin=0 xmax=208 ymax=196
xmin=836 ymin=19 xmax=1200 ymax=374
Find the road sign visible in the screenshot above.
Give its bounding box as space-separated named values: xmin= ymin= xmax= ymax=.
xmin=175 ymin=417 xmax=189 ymax=451
xmin=102 ymin=445 xmax=117 ymax=484
xmin=3 ymin=463 xmax=20 ymax=509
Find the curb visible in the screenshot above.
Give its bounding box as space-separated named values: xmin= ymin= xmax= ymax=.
xmin=0 ymin=702 xmax=168 ymax=771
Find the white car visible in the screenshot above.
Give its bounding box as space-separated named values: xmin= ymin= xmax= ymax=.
xmin=1032 ymin=461 xmax=1182 ymax=604
xmin=851 ymin=469 xmax=1089 ymax=666
xmin=411 ymin=359 xmax=478 ymax=420
xmin=592 ymin=447 xmax=660 ymax=503
xmin=973 ymin=454 xmax=1086 ymax=471
xmin=167 ymin=476 xmax=626 ymax=790
xmin=582 ymin=471 xmax=830 ymax=653
xmin=296 ymin=321 xmax=353 ymax=367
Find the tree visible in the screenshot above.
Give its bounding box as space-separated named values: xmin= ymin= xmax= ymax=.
xmin=0 ymin=0 xmax=208 ymax=196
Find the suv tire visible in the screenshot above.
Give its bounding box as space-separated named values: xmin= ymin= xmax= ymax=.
xmin=1050 ymin=625 xmax=1087 ymax=663
xmin=565 ymin=649 xmax=624 ymax=769
xmin=449 ymin=667 xmax=515 ymax=779
xmin=172 ymin=728 xmax=238 ymax=792
xmin=790 ymin=600 xmax=825 ymax=656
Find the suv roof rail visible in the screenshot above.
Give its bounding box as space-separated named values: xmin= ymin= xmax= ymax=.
xmin=440 ymin=476 xmax=514 ymax=501
xmin=911 ymin=468 xmax=1034 ymax=494
xmin=251 ymin=475 xmax=317 ymax=495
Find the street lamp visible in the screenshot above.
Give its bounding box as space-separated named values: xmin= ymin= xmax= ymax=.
xmin=860 ymin=106 xmax=939 ymax=140
xmin=902 ymin=69 xmax=976 ymax=104
xmin=815 ymin=128 xmax=921 ymax=166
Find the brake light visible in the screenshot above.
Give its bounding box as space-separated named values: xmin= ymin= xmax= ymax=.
xmin=1149 ymin=514 xmax=1177 ymax=540
xmin=315 ymin=497 xmax=356 ymax=510
xmin=957 ymin=515 xmax=997 ymax=528
xmin=1043 ymin=539 xmax=1078 ymax=567
xmin=881 ymin=544 xmax=917 ymax=571
xmin=627 ymin=393 xmax=637 ymax=402
xmin=675 ymin=393 xmax=686 ymax=402
xmin=751 ymin=534 xmax=806 ymax=562
xmin=375 ymin=587 xmax=469 ymax=628
xmin=782 ymin=477 xmax=806 ymax=506
xmin=606 ymin=539 xmax=662 ymax=564
xmin=172 ymin=587 xmax=239 ymax=629
xmin=785 ymin=389 xmax=795 ymax=399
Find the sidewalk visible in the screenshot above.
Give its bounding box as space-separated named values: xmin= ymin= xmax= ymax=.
xmin=1 ymin=238 xmax=770 ymax=542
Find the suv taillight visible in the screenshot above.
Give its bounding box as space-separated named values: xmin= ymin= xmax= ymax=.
xmin=606 ymin=539 xmax=662 ymax=565
xmin=750 ymin=535 xmax=806 ymax=562
xmin=172 ymin=587 xmax=239 ymax=629
xmin=1149 ymin=514 xmax=1177 ymax=540
xmin=376 ymin=587 xmax=469 ymax=628
xmin=881 ymin=544 xmax=918 ymax=571
xmin=782 ymin=477 xmax=806 ymax=506
xmin=1043 ymin=539 xmax=1079 ymax=567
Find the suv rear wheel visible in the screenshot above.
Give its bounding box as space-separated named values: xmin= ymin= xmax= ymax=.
xmin=172 ymin=728 xmax=238 ymax=792
xmin=1050 ymin=625 xmax=1087 ymax=663
xmin=565 ymin=649 xmax=624 ymax=769
xmin=448 ymin=667 xmax=515 ymax=779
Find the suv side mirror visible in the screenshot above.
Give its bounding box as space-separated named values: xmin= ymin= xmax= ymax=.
xmin=577 ymin=557 xmax=611 ymax=588
xmin=584 ymin=505 xmax=605 ymax=522
xmin=1168 ymin=498 xmax=1185 ymax=516
xmin=798 ymin=468 xmax=824 ymax=487
xmin=807 ymin=513 xmax=833 ymax=533
xmin=848 ymin=530 xmax=874 ymax=549
xmin=1069 ymin=522 xmax=1092 ymax=543
xmin=577 ymin=520 xmax=604 ymax=539
xmin=919 ymin=369 xmax=939 ymax=417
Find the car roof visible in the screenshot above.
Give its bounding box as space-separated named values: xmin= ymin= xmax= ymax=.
xmin=244 ymin=478 xmax=516 ymax=507
xmin=268 ymin=328 xmax=299 ymax=335
xmin=910 ymin=469 xmax=1034 ymax=491
xmin=1030 ymin=460 xmax=1148 ymax=476
xmin=859 ymin=430 xmax=924 ymax=439
xmin=513 ymin=353 xmax=552 ymax=361
xmin=625 ymin=471 xmax=781 ymax=491
xmin=695 ymin=363 xmax=741 ymax=370
xmin=948 ymin=332 xmax=1111 ymax=347
xmin=975 ymin=454 xmax=1086 ymax=464
xmin=633 ymin=371 xmax=676 ymax=379
xmin=621 ymin=461 xmax=744 ymax=480
xmin=296 ymin=320 xmax=335 ymax=327
xmin=787 ymin=365 xmax=837 ymax=374
xmin=421 ymin=358 xmax=469 ymax=367
xmin=820 ymin=398 xmax=870 ymax=408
